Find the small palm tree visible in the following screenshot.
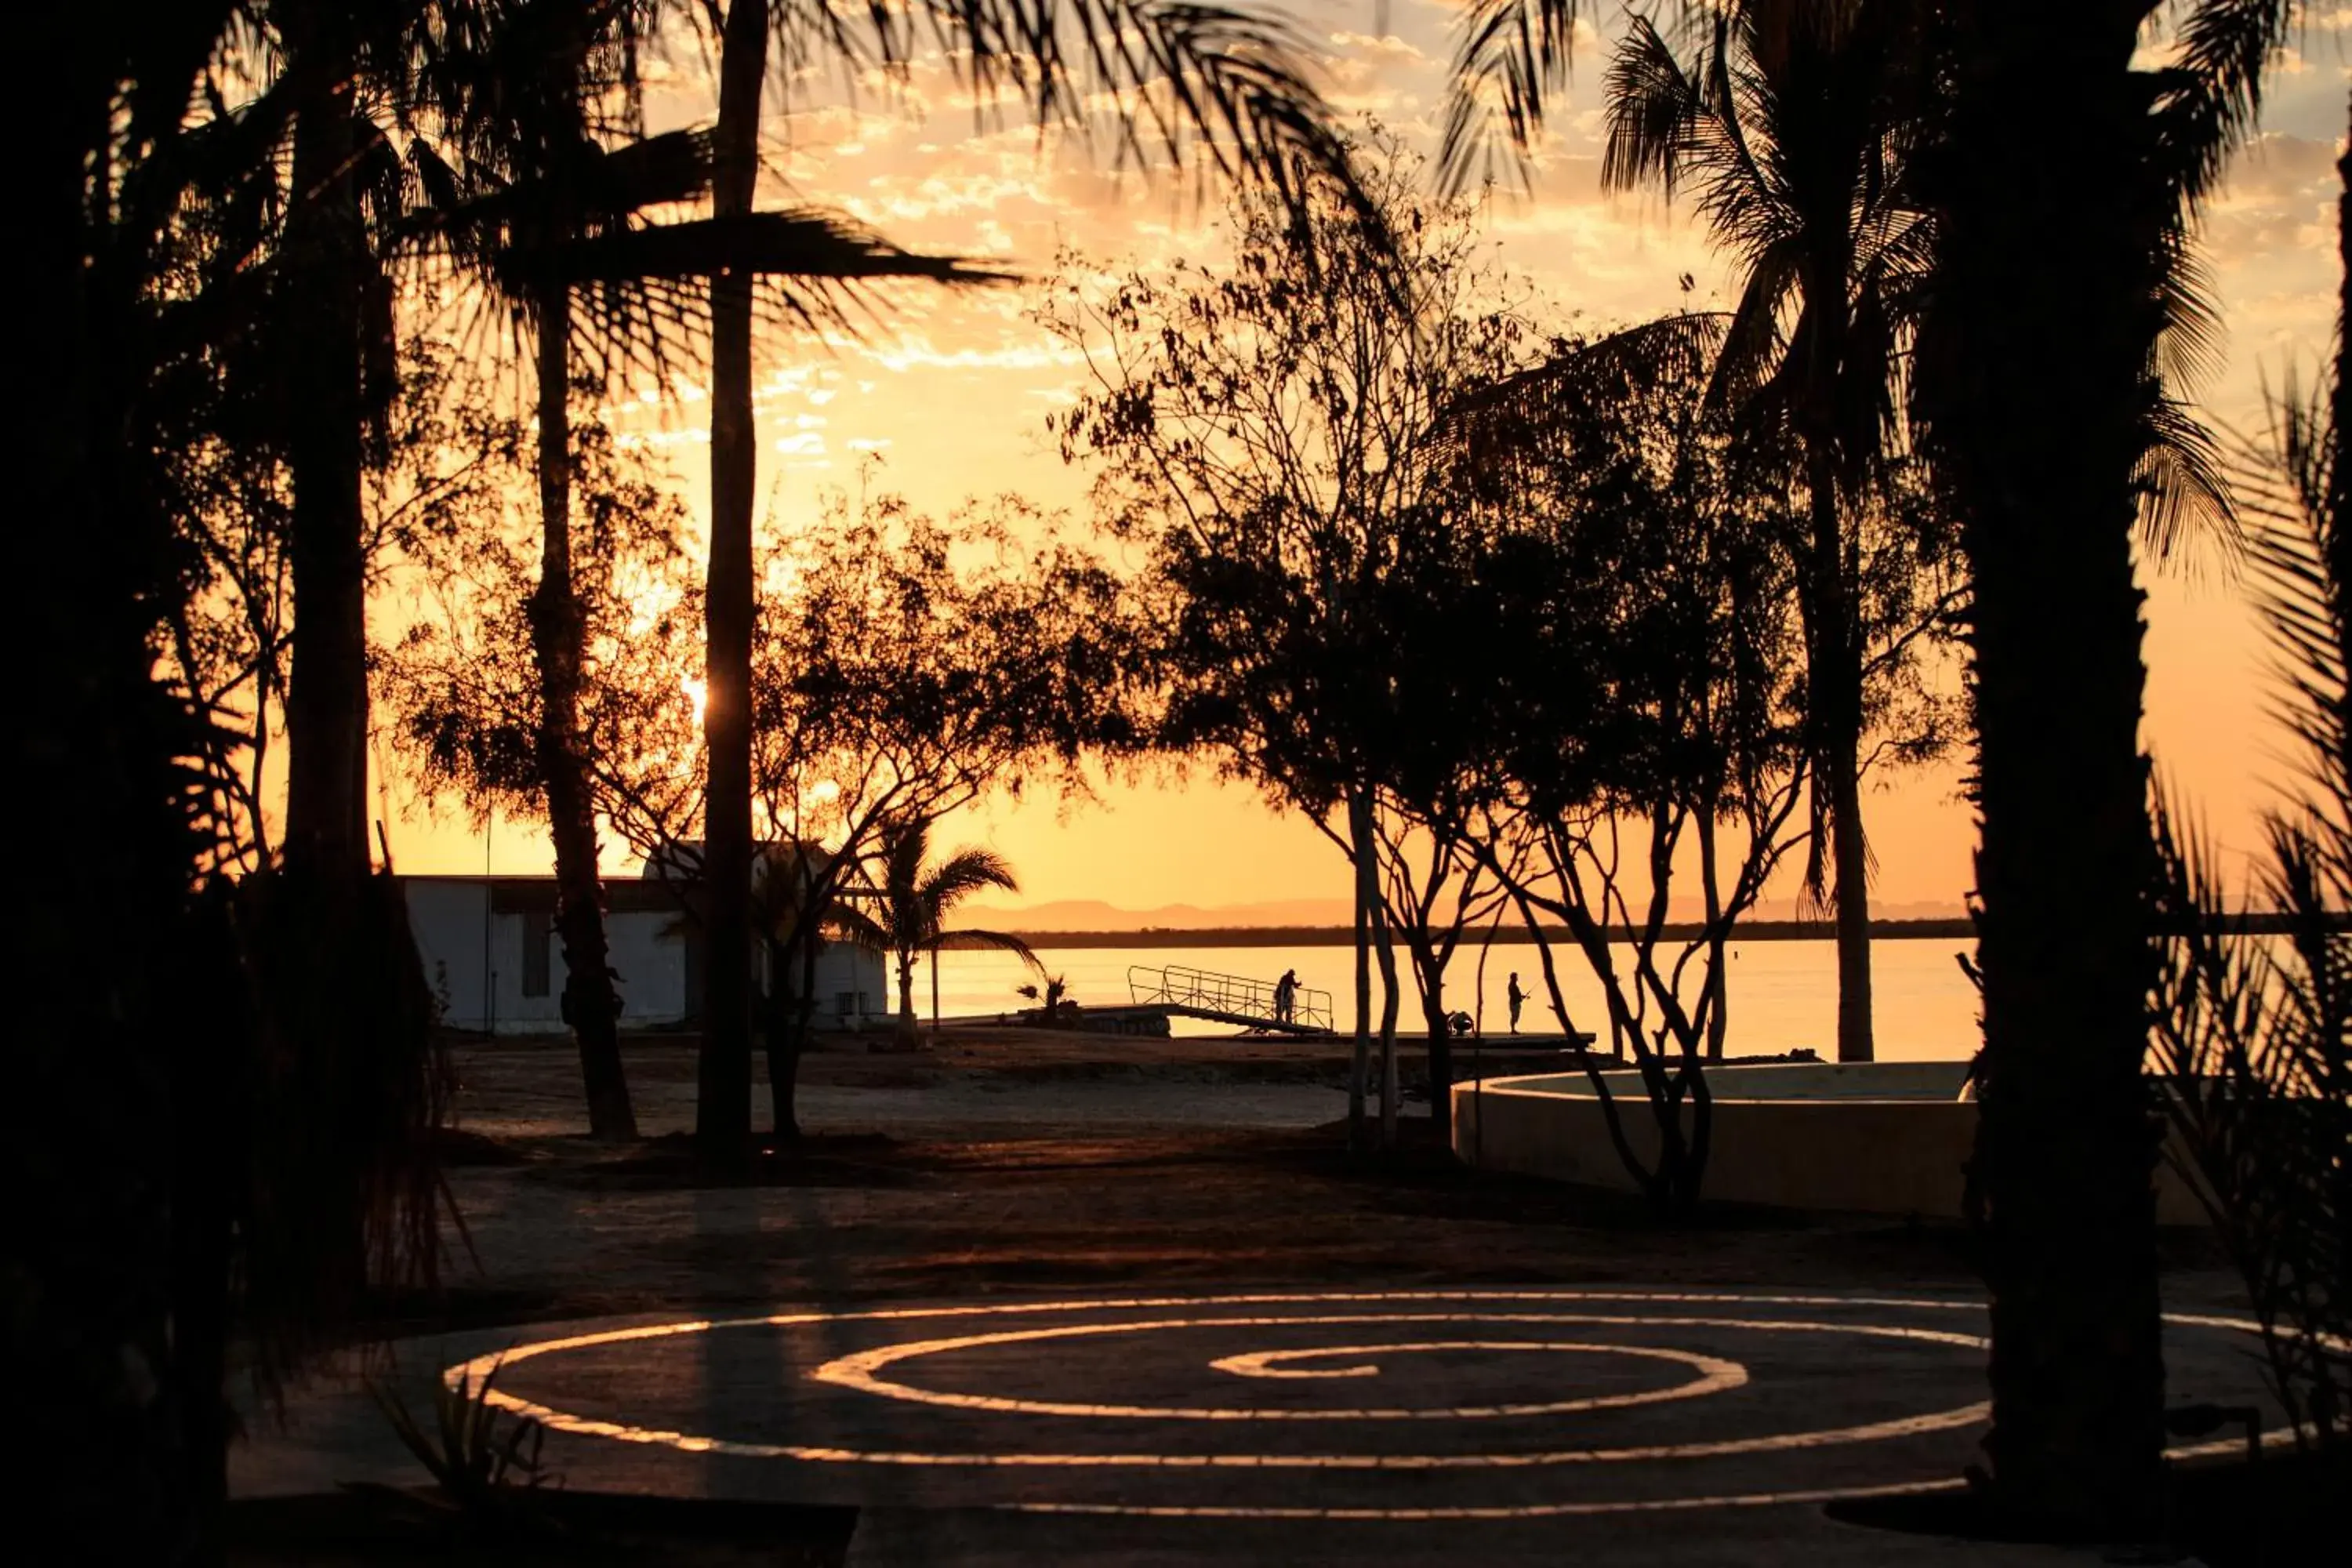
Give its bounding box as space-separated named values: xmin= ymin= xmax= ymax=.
xmin=837 ymin=818 xmax=1041 ymax=1039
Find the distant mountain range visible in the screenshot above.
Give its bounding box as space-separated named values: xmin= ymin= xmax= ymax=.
xmin=960 ymin=898 xmax=1359 ymax=931
xmin=962 ymin=896 xmax=1972 ymax=932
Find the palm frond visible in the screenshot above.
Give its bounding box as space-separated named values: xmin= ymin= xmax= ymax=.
xmin=2136 ymin=394 xmax=2242 ymax=572
xmin=931 ymin=927 xmax=1047 ymax=973
xmin=2147 ymin=0 xmax=2301 ymax=215
xmin=2241 ymin=430 xmax=2348 ymax=802
xmin=2154 ymin=234 xmax=2227 ymax=397
xmin=498 ymin=208 xmax=1008 ymax=290
xmin=759 ymin=1 xmax=1381 ymax=245
xmin=414 ymin=128 xmax=717 ymax=250
xmin=1439 ymin=0 xmax=1600 ymax=195
xmin=2149 ymin=330 xmax=2349 ymax=1452
xmin=1601 ymin=15 xmax=1704 ymax=196
xmin=826 ymin=902 xmax=892 ymax=951
xmin=1438 ymin=311 xmax=1730 ymax=464
xmin=921 ymin=846 xmax=1022 ymax=904
xmin=1707 ymin=239 xmax=1801 ymax=415
xmin=880 ymin=816 xmax=931 ymax=899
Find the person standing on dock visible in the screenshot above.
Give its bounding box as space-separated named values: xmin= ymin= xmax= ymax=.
xmin=1274 ymin=969 xmax=1298 ymax=1025
xmin=1507 ymin=973 xmax=1526 ymax=1035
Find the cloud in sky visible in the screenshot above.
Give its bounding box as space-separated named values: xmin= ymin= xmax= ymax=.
xmin=400 ymin=10 xmax=2348 ymax=911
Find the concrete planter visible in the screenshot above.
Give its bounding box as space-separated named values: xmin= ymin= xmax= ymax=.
xmin=1452 ymin=1061 xmax=2208 ymax=1225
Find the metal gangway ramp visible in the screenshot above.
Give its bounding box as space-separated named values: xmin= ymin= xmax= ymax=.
xmin=1127 ymin=963 xmax=1335 ymax=1035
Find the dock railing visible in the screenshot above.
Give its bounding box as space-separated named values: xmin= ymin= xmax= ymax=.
xmin=1127 ymin=963 xmax=1335 ymax=1033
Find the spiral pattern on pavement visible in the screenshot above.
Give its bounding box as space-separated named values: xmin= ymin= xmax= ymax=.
xmin=445 ymin=1290 xmax=2279 ymax=1519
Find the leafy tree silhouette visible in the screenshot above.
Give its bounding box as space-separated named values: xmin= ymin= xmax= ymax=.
xmin=1449 ymin=320 xmax=1812 ymax=1210
xmin=1049 ymin=142 xmax=1519 ymax=1149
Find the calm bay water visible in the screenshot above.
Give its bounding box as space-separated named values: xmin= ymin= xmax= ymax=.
xmin=927 ymin=936 xmax=1982 ymax=1063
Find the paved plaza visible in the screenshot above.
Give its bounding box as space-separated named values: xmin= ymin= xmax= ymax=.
xmin=227 ymin=1040 xmax=2285 ymax=1563
xmin=236 ymin=1283 xmax=2281 ymax=1564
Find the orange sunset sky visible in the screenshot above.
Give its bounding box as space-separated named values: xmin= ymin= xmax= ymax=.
xmin=379 ymin=5 xmax=2350 ymax=920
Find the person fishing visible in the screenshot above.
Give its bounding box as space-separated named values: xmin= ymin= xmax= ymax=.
xmin=1506 ymin=972 xmax=1526 ymax=1035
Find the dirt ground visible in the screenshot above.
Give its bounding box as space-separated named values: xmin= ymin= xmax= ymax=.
xmin=230 ymin=1030 xmax=2270 ymax=1567
xmin=408 ymin=1029 xmax=2241 ymax=1332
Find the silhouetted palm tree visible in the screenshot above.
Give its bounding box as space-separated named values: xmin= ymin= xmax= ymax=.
xmin=1599 ymin=0 xmax=1933 ymax=1063
xmin=416 ymin=0 xmax=667 ymax=1141
xmin=837 ymin=818 xmax=1040 ymax=1039
xmin=1440 ymin=0 xmax=2301 ymax=1534
xmin=687 ymin=0 xmax=1374 ymax=1166
xmin=1907 ymin=1 xmax=2303 ymax=1532
xmin=278 ymin=4 xmax=403 ymax=884
xmin=418 ymin=2 xmax=1002 ymax=1144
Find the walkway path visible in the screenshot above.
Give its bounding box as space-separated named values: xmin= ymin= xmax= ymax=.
xmin=234 ymin=1285 xmax=2278 ymax=1565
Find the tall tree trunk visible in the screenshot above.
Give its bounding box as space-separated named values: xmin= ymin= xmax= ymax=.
xmin=696 ymin=0 xmax=769 ymax=1166
xmin=282 ymin=9 xmax=371 ymax=884
xmin=1697 ymin=807 xmax=1729 ymax=1061
xmin=1417 ymin=943 xmax=1453 ymax=1142
xmin=1374 ymin=892 xmax=1402 ymax=1149
xmin=1347 ymin=789 xmax=1373 ymax=1149
xmin=531 ymin=280 xmax=637 ymax=1141
xmin=24 ymin=24 xmax=191 ymax=1555
xmin=1826 ymin=726 xmax=1872 ymax=1061
xmin=764 ymin=936 xmax=800 ymax=1142
xmin=788 ymin=919 xmax=828 ymax=1134
xmin=1928 ymin=5 xmax=2166 ymax=1534
xmin=1803 ymin=441 xmax=1874 ymax=1063
xmin=279 ymin=0 xmax=376 ymax=1338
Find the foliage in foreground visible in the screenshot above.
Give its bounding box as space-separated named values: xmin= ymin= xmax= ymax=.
xmin=363 ymin=1355 xmax=561 ymax=1541
xmin=2152 ymin=374 xmax=2350 ymax=1455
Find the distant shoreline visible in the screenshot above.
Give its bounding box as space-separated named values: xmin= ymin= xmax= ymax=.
xmin=1013 ymin=919 xmax=1977 ymax=949
xmin=1009 ymin=913 xmax=2333 ymax=949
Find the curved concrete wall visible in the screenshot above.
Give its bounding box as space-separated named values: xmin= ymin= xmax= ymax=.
xmin=1451 ymin=1064 xmax=2208 ymax=1225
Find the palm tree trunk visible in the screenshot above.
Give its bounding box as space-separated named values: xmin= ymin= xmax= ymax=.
xmin=25 ymin=32 xmax=191 ymax=1553
xmin=931 ymin=948 xmax=941 ymax=1033
xmin=1827 ymin=725 xmax=1872 ymax=1062
xmin=1929 ymin=6 xmax=2166 ymax=1534
xmin=531 ymin=278 xmax=637 ymax=1141
xmin=282 ymin=8 xmax=371 ymax=884
xmin=696 ymin=0 xmax=769 ymax=1167
xmin=2333 ymin=123 xmax=2349 ymax=608
xmin=1802 ymin=442 xmax=1874 ymax=1063
xmin=1346 ymin=789 xmax=1374 ymax=1150
xmin=280 ymin=0 xmax=377 ymax=1326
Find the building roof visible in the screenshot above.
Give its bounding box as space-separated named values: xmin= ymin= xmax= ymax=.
xmin=398 ymin=873 xmax=681 ymax=915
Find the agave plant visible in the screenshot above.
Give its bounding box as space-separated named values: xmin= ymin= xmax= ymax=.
xmin=364 ymin=1353 xmax=557 ymax=1534
xmin=1015 ymin=973 xmax=1078 ymax=1025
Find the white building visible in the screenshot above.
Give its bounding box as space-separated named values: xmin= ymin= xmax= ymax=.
xmin=402 ymin=872 xmax=888 ymax=1035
